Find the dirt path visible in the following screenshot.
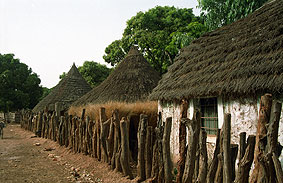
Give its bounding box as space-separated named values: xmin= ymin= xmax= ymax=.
xmin=0 ymin=124 xmax=134 ymax=183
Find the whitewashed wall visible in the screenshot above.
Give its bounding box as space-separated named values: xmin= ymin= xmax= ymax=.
xmin=159 ymin=97 xmax=283 ymax=165
xmin=158 ymin=100 xmax=181 ymax=163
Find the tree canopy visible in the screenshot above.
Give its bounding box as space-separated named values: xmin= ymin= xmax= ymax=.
xmin=0 ymin=54 xmax=43 ymax=112
xmin=103 ymin=6 xmax=207 ymax=75
xmin=60 ymin=61 xmax=112 ymax=88
xmin=198 ymin=0 xmax=268 ymax=31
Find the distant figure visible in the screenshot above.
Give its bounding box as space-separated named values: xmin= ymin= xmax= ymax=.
xmin=0 ymin=121 xmax=5 ymax=139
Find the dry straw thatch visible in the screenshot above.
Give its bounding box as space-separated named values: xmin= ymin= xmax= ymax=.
xmin=33 ymin=64 xmax=92 ymax=113
xmin=72 ymin=46 xmax=160 ymax=106
xmin=150 ymin=0 xmax=283 ymax=101
xmin=69 ymin=101 xmax=158 ymax=124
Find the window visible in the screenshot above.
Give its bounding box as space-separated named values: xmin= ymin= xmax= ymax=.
xmin=200 ymin=97 xmax=218 ymax=135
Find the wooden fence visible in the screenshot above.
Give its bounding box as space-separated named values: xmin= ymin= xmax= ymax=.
xmin=21 ymin=94 xmax=283 ymax=183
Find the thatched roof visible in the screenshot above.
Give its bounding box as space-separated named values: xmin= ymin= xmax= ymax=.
xmin=150 ymin=0 xmax=283 ymax=101
xmin=72 ymin=46 xmax=160 ymax=106
xmin=33 ymin=64 xmax=92 ymax=113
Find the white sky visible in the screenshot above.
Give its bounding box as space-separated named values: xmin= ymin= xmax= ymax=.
xmin=0 ymin=0 xmax=200 ymax=88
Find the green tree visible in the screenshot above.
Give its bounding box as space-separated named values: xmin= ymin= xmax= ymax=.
xmin=198 ymin=0 xmax=268 ymax=31
xmin=78 ymin=61 xmax=112 ymax=87
xmin=59 ymin=61 xmax=112 ymax=87
xmin=0 ymin=54 xmax=43 ymax=112
xmin=39 ymin=87 xmax=51 ymax=101
xmin=103 ymin=6 xmax=207 ymax=74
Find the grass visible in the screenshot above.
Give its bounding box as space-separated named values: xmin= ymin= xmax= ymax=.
xmin=68 ymin=101 xmax=158 ymax=125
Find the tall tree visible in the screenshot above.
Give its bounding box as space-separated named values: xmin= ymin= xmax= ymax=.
xmin=103 ymin=6 xmax=207 ymax=75
xmin=198 ymin=0 xmax=268 ymax=31
xmin=0 ymin=54 xmax=43 ymax=112
xmin=59 ymin=61 xmax=112 ymax=87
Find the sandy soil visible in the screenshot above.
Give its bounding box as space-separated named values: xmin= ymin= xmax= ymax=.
xmin=0 ymin=124 xmax=135 ymax=183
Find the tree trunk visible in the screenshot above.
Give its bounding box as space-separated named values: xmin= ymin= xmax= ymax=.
xmin=107 ymin=117 xmax=114 ymax=164
xmin=235 ymin=135 xmax=256 ymax=183
xmin=163 ymin=117 xmax=173 ymax=183
xmin=239 ymin=132 xmax=246 ymax=161
xmin=272 ymin=152 xmax=283 ymax=182
xmin=177 ymin=99 xmax=188 ymax=183
xmin=223 ymin=113 xmax=232 ymax=183
xmin=196 ymin=129 xmax=207 ymax=183
xmin=137 ymin=114 xmax=148 ymax=182
xmin=111 ymin=109 xmax=121 ymax=170
xmin=145 ymin=126 xmax=153 ymax=179
xmin=182 ymin=110 xmax=201 ymax=183
xmin=120 ymin=117 xmax=133 ymax=179
xmin=101 ymin=119 xmax=110 ymax=163
xmin=215 ymin=153 xmax=223 ymax=183
xmin=250 ymin=94 xmax=272 ymax=183
xmin=206 ymin=129 xmax=220 ymax=183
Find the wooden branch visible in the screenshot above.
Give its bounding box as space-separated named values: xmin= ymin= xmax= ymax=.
xmin=120 ymin=118 xmax=133 ymax=179
xmin=223 ymin=113 xmax=232 ymax=183
xmin=206 ymin=129 xmax=220 ymax=183
xmin=250 ymin=94 xmax=272 ymax=183
xmin=239 ymin=132 xmax=246 ymax=161
xmin=101 ymin=119 xmax=110 ymax=162
xmin=145 ymin=126 xmax=153 ymax=179
xmin=182 ymin=110 xmax=201 ymax=183
xmin=235 ymin=135 xmax=256 ymax=183
xmin=137 ymin=114 xmax=148 ymax=182
xmin=177 ymin=100 xmax=189 ymax=183
xmin=163 ymin=117 xmax=173 ymax=183
xmin=197 ymin=129 xmax=208 ymax=183
xmin=272 ymin=152 xmax=283 ymax=182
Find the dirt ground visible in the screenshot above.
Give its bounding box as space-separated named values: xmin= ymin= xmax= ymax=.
xmin=0 ymin=124 xmax=135 ymax=183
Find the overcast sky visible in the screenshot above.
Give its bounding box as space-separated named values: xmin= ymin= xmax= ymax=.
xmin=0 ymin=0 xmax=200 ymax=88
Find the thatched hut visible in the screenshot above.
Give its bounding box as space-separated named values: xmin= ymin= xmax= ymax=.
xmin=33 ymin=64 xmax=92 ymax=114
xmin=149 ymin=0 xmax=283 ymax=163
xmin=72 ymin=46 xmax=160 ymax=106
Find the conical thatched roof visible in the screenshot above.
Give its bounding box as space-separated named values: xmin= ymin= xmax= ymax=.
xmin=33 ymin=64 xmax=92 ymax=113
xmin=73 ymin=46 xmax=160 ymax=106
xmin=150 ymin=0 xmax=283 ymax=101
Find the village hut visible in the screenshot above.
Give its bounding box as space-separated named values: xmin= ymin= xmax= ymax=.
xmin=72 ymin=46 xmax=160 ymax=106
xmin=149 ymin=0 xmax=283 ymax=163
xmin=33 ymin=63 xmax=92 ymax=115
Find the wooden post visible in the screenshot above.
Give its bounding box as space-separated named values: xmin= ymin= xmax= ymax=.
xmin=120 ymin=117 xmax=133 ymax=179
xmin=230 ymin=144 xmax=238 ymax=182
xmin=137 ymin=114 xmax=147 ymax=182
xmin=111 ymin=109 xmax=121 ymax=171
xmin=272 ymin=152 xmax=283 ymax=182
xmin=239 ymin=132 xmax=246 ymax=161
xmin=223 ymin=113 xmax=232 ymax=183
xmin=101 ymin=119 xmax=110 ymax=162
xmin=206 ymin=129 xmax=220 ymax=183
xmin=163 ymin=117 xmax=173 ymax=183
xmin=250 ymin=94 xmax=272 ymax=183
xmin=107 ymin=117 xmax=114 ymax=164
xmin=177 ymin=99 xmax=188 ymax=183
xmin=182 ymin=110 xmax=201 ymax=183
xmin=92 ymin=120 xmax=98 ymax=158
xmin=197 ymin=129 xmax=207 ymax=183
xmin=145 ymin=126 xmax=153 ymax=179
xmin=235 ymin=135 xmax=256 ymax=183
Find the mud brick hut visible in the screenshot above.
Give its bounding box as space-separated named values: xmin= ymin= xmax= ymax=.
xmin=33 ymin=63 xmax=91 ymax=115
xmin=149 ymin=0 xmax=283 ymax=163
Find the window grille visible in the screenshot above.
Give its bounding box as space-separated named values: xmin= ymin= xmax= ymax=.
xmin=200 ymin=97 xmax=218 ymax=135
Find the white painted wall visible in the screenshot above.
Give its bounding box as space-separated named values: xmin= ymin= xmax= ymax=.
xmin=159 ymin=97 xmax=283 ymax=166
xmin=158 ymin=100 xmax=181 ymax=163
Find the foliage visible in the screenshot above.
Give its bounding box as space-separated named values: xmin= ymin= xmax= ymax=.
xmin=0 ymin=54 xmax=43 ymax=112
xmin=78 ymin=61 xmax=112 ymax=87
xmin=103 ymin=6 xmax=207 ymax=74
xmin=198 ymin=0 xmax=268 ymax=31
xmin=39 ymin=87 xmax=51 ymax=101
xmin=60 ymin=61 xmax=112 ymax=87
